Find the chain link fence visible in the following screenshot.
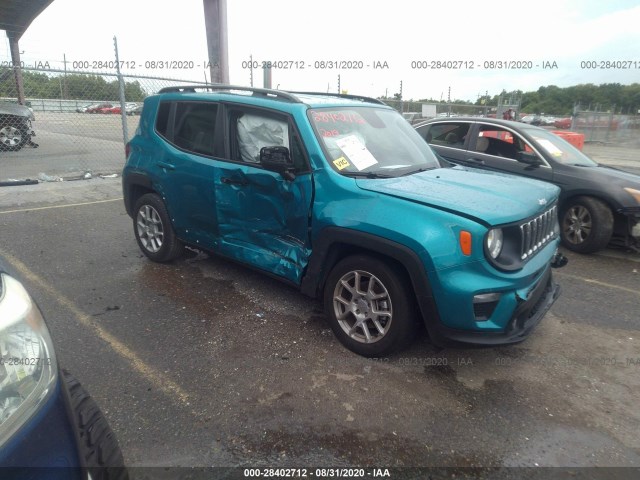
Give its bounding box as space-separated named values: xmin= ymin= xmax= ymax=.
xmin=383 ymin=99 xmax=491 ymax=124
xmin=571 ymin=107 xmax=640 ymax=146
xmin=0 ymin=65 xmax=208 ymax=182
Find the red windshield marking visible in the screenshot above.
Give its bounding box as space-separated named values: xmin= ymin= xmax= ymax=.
xmin=320 ymin=128 xmax=339 ymax=137
xmin=312 ymin=111 xmax=366 ymax=124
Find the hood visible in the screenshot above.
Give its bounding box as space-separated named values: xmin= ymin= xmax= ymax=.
xmin=594 ymin=164 xmax=640 ymax=187
xmin=555 ymin=163 xmax=640 ymax=208
xmin=0 ymin=101 xmax=34 ymax=120
xmin=356 ymin=166 xmax=559 ymax=226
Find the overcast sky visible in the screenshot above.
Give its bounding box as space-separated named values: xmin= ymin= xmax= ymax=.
xmin=3 ymin=0 xmax=640 ymax=101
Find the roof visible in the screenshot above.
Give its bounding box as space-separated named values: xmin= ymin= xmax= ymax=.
xmin=156 ymin=85 xmax=390 ymax=109
xmin=0 ymin=0 xmax=54 ymax=39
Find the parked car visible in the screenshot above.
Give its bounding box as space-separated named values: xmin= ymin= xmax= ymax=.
xmin=124 ymin=103 xmax=140 ymax=115
xmin=554 ymin=117 xmax=572 ymax=129
xmin=414 ymin=117 xmax=640 ymax=253
xmin=123 ymin=85 xmax=567 ymax=357
xmin=126 ymin=103 xmax=142 ymax=116
xmin=76 ymin=103 xmax=95 ymax=113
xmin=0 ymin=261 xmax=128 ymax=479
xmin=97 ymin=105 xmax=115 ymax=114
xmin=85 ymin=103 xmax=113 ymax=114
xmin=105 ymin=103 xmax=138 ymax=115
xmin=0 ymin=102 xmax=36 ymax=152
xmin=520 ymin=114 xmax=538 ymax=125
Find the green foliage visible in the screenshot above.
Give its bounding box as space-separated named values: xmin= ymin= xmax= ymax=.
xmin=471 ymin=84 xmax=640 ymax=114
xmin=0 ymin=68 xmax=147 ymax=101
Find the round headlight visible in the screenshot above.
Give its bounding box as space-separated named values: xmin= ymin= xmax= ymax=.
xmin=0 ymin=273 xmax=57 ymax=448
xmin=486 ymin=228 xmax=504 ymax=259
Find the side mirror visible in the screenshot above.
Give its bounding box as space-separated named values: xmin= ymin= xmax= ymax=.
xmin=260 ymin=146 xmax=296 ymax=180
xmin=517 ymin=151 xmax=543 ymax=166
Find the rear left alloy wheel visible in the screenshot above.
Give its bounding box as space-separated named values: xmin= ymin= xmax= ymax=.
xmin=323 ymin=255 xmax=416 ymax=357
xmin=133 ymin=193 xmax=183 ymax=262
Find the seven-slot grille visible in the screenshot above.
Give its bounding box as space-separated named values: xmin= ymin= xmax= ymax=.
xmin=520 ymin=206 xmax=558 ymax=260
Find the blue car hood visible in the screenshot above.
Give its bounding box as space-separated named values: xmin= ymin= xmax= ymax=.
xmin=356 ymin=166 xmax=559 ymax=226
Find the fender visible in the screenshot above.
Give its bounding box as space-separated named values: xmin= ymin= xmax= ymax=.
xmin=300 ymin=226 xmax=441 ymax=330
xmin=122 ymin=172 xmax=153 ymax=217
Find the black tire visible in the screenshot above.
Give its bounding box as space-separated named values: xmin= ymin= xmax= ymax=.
xmin=323 ymin=255 xmax=416 ymax=357
xmin=0 ymin=119 xmax=29 ymax=151
xmin=560 ymin=196 xmax=613 ymax=253
xmin=63 ymin=370 xmax=128 ymax=480
xmin=133 ymin=193 xmax=183 ymax=262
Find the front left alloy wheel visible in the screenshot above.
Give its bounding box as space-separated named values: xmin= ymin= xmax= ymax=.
xmin=323 ymin=255 xmax=416 ymax=357
xmin=560 ymin=196 xmax=613 ymax=253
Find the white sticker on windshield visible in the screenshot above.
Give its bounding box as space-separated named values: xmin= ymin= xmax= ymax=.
xmin=335 ymin=135 xmax=378 ymax=171
xmin=537 ymin=139 xmax=563 ymax=157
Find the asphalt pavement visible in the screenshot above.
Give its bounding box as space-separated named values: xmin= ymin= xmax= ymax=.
xmin=0 ymin=178 xmax=639 ymax=477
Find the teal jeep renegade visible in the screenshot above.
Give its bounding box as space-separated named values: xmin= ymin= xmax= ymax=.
xmin=122 ymin=85 xmax=566 ymax=357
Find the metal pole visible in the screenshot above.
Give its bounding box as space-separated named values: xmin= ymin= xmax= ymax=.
xmin=63 ymin=53 xmax=68 ymax=99
xmin=263 ymin=65 xmax=272 ymax=89
xmin=7 ymin=33 xmax=25 ymax=105
xmin=113 ymin=36 xmax=129 ymax=147
xmin=203 ymin=0 xmax=230 ymax=84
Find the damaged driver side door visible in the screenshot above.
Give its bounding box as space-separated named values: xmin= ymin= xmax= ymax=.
xmin=214 ymin=106 xmax=313 ymax=284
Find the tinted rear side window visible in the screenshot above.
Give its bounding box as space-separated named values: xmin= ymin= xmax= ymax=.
xmin=173 ymin=102 xmax=218 ymax=156
xmin=155 ymin=102 xmax=171 ymax=138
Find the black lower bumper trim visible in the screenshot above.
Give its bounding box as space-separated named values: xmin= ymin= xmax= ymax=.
xmin=429 ymin=266 xmax=560 ymax=347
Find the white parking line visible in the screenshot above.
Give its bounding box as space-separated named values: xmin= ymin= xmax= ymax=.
xmin=0 ymin=198 xmax=123 ymax=215
xmin=0 ymin=247 xmax=193 ymax=410
xmin=555 ymin=271 xmax=640 ymax=296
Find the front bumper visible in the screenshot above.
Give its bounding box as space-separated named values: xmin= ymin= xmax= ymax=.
xmin=432 ymin=266 xmax=559 ymax=346
xmin=0 ymin=373 xmax=84 ymax=478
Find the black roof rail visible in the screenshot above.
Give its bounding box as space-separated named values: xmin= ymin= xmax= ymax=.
xmin=157 ymin=84 xmax=303 ymax=103
xmin=286 ymin=91 xmax=386 ymax=105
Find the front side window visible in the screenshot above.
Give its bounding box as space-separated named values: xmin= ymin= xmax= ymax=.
xmin=475 ymin=126 xmax=534 ymax=161
xmin=236 ymin=113 xmax=289 ymax=163
xmin=309 ymin=107 xmax=439 ymax=176
xmin=230 ymin=109 xmax=307 ymax=171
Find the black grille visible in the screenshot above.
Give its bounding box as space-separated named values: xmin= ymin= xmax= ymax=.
xmin=519 ymin=206 xmax=558 ymax=260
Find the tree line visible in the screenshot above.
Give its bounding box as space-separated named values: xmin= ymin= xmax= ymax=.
xmin=407 ymin=83 xmax=640 ymax=115
xmin=0 ymin=68 xmax=147 ymax=102
xmin=2 ymin=69 xmax=639 ymax=115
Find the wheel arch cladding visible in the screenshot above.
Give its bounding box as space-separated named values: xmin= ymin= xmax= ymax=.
xmin=300 ymin=227 xmax=440 ymax=326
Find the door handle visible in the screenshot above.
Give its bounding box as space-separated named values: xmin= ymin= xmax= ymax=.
xmin=221 ymin=177 xmax=248 ymax=186
xmin=156 ymin=161 xmax=175 ymax=170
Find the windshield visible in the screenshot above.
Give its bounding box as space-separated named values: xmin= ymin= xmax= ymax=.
xmin=527 ymin=128 xmax=598 ymax=166
xmin=309 ymin=107 xmax=440 ymax=176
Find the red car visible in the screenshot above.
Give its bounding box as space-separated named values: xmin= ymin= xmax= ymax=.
xmin=554 ymin=117 xmax=572 ymax=129
xmin=105 ymin=105 xmax=122 ymax=114
xmin=85 ymin=103 xmax=113 ymax=113
xmin=97 ymin=104 xmax=116 ymax=114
